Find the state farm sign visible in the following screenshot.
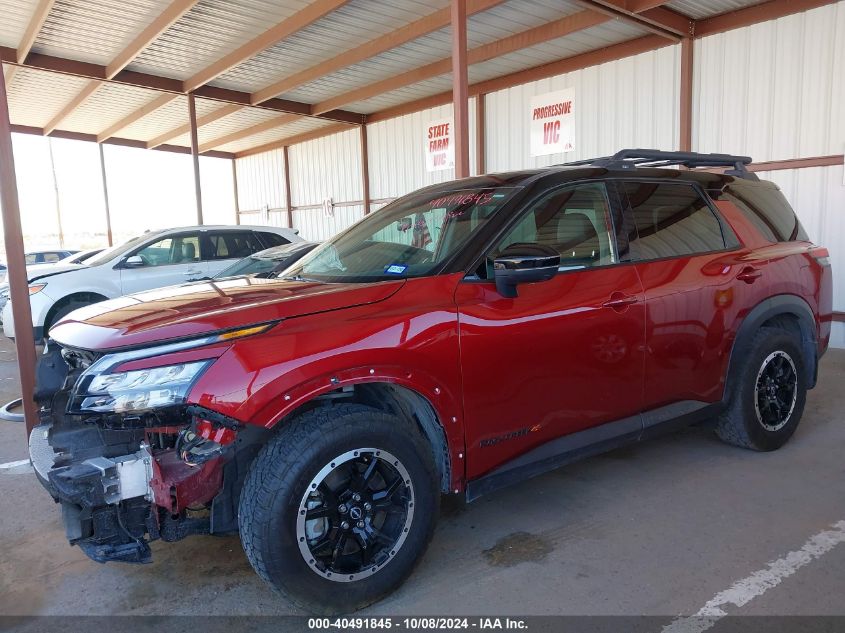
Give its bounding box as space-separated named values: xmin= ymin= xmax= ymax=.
xmin=529 ymin=89 xmax=575 ymax=157
xmin=425 ymin=116 xmax=454 ymax=172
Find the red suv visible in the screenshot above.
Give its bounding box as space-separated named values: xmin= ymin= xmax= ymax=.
xmin=31 ymin=150 xmax=832 ymax=613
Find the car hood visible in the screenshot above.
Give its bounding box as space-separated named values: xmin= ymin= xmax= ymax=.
xmin=28 ymin=262 xmax=88 ymax=282
xmin=48 ymin=276 xmax=405 ymax=351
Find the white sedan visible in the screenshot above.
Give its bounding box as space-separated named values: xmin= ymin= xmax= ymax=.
xmin=1 ymin=224 xmax=300 ymax=340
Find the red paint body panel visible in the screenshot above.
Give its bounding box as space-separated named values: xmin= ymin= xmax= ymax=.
xmin=187 ymin=274 xmax=468 ymax=490
xmin=455 ymin=266 xmax=646 ymax=479
xmin=49 ymin=276 xmax=404 ymax=350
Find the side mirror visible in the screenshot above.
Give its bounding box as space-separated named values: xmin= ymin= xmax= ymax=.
xmin=493 ymin=243 xmax=560 ymax=298
xmin=123 ymin=255 xmax=145 ymax=268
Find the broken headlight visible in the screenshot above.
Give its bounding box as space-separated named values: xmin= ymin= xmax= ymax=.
xmin=69 ymin=360 xmax=213 ymax=414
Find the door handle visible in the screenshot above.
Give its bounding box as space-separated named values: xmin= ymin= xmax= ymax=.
xmin=736 ymin=266 xmax=762 ymax=284
xmin=183 ymin=269 xmax=202 ymax=275
xmin=602 ymin=292 xmax=639 ymax=312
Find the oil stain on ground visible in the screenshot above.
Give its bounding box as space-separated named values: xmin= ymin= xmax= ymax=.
xmin=482 ymin=531 xmax=553 ymax=568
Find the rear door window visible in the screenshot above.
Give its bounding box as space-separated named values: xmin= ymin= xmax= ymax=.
xmin=620 ymin=182 xmax=726 ymax=260
xmin=203 ymin=231 xmax=265 ymax=260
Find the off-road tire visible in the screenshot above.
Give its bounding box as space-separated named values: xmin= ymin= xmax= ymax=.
xmin=715 ymin=327 xmax=807 ymax=451
xmin=238 ymin=403 xmax=440 ymax=614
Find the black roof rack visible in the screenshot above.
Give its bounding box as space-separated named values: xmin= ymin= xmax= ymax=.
xmin=562 ymin=148 xmax=758 ymax=180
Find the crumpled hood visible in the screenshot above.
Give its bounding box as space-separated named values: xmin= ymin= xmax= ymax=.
xmin=49 ymin=276 xmax=405 ymax=351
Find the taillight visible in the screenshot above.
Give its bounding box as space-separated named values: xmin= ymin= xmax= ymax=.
xmin=810 ymin=247 xmax=830 ymax=266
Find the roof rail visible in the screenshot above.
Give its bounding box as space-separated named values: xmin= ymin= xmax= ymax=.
xmin=562 ymin=148 xmax=758 ymax=180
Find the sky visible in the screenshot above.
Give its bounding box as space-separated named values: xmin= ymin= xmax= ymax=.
xmin=0 ymin=134 xmax=237 ymax=259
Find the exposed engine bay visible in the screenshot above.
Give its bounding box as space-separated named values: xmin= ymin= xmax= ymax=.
xmin=30 ymin=342 xmax=268 ymax=564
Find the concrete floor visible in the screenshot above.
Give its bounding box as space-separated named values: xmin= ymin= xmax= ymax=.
xmin=0 ymin=337 xmax=843 ymax=618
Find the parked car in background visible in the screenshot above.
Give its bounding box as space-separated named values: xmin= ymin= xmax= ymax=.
xmin=57 ymin=248 xmax=105 ymax=265
xmin=0 ymin=250 xmax=99 ymax=312
xmin=29 ymin=150 xmax=831 ymax=613
xmin=214 ymin=241 xmax=320 ymax=279
xmin=25 ymin=249 xmax=79 ymax=264
xmin=1 ymin=225 xmax=300 ymax=340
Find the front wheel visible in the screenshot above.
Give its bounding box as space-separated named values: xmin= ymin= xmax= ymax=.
xmin=239 ymin=404 xmax=440 ymax=614
xmin=715 ymin=327 xmax=807 ymax=451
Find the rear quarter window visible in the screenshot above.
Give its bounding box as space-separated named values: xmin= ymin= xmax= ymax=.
xmin=258 ymin=232 xmax=290 ymax=247
xmin=724 ymin=182 xmax=809 ymax=243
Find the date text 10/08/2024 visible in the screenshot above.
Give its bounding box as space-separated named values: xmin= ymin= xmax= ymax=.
xmin=308 ymin=617 xmax=529 ymax=630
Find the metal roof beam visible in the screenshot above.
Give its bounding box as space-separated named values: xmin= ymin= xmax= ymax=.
xmin=312 ymin=9 xmax=612 ymax=115
xmin=198 ymin=114 xmax=300 ymax=153
xmin=366 ymin=34 xmax=671 ymax=123
xmin=5 ymin=51 xmax=364 ymax=124
xmin=573 ymin=1 xmax=689 ymax=38
xmin=10 ymin=122 xmax=235 ymax=158
xmin=43 ymin=79 xmax=100 ymax=135
xmin=147 ymin=102 xmax=240 ymax=148
xmin=250 ymin=0 xmax=506 ymax=105
xmin=183 ymin=0 xmax=350 ymax=93
xmin=42 ymin=0 xmax=199 ymax=137
xmin=695 ymin=0 xmax=838 ymax=37
xmin=236 ymin=123 xmax=351 ymax=158
xmin=5 ymin=0 xmax=56 ymax=84
xmin=107 ymin=0 xmax=199 ymax=78
xmin=97 ymin=92 xmax=180 ymax=142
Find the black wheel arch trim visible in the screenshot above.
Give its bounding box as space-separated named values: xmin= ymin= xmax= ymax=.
xmin=726 ymin=294 xmax=818 ymax=395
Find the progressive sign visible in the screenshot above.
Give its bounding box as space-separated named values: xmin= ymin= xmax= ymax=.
xmin=529 ymin=89 xmax=575 ymax=157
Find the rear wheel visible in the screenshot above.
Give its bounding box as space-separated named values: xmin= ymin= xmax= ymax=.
xmin=716 ymin=327 xmax=807 ymax=451
xmin=239 ymin=404 xmax=439 ymax=614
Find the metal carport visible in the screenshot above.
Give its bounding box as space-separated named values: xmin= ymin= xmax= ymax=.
xmin=0 ymin=0 xmax=838 ymax=432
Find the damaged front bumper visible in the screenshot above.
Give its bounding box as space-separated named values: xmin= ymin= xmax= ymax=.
xmin=30 ymin=343 xmax=260 ymax=565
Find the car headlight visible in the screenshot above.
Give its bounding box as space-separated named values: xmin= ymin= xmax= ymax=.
xmin=70 ymin=360 xmax=213 ymax=413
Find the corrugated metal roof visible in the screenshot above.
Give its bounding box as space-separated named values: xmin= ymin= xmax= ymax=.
xmin=278 ymin=0 xmax=584 ymax=104
xmin=126 ymin=0 xmax=310 ymax=80
xmin=6 ymin=66 xmax=94 ymax=127
xmin=2 ymin=0 xmax=795 ymax=158
xmin=216 ymin=117 xmax=334 ymax=153
xmin=468 ymin=20 xmax=649 ymax=82
xmin=61 ymin=81 xmax=161 ymax=134
xmin=196 ymin=106 xmax=281 ymax=143
xmin=667 ymin=0 xmax=766 ymax=20
xmin=0 ymin=0 xmax=40 ymax=48
xmin=211 ymin=0 xmax=450 ymax=93
xmin=32 ymin=0 xmax=174 ymax=66
xmin=341 ymin=19 xmax=649 ymax=114
xmin=117 ymin=94 xmax=191 ymax=141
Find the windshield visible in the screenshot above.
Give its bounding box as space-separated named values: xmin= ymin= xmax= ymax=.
xmin=215 ymin=255 xmax=278 ymax=278
xmin=214 ymin=242 xmax=318 ymax=279
xmin=84 ymin=234 xmax=152 ymax=267
xmin=286 ymin=186 xmax=519 ymax=283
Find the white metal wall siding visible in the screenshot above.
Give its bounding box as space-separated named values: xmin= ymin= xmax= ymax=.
xmin=292 ymin=205 xmax=365 ymax=241
xmin=366 ymin=99 xmax=478 ymax=201
xmin=484 ymin=45 xmax=680 ymax=173
xmin=693 ymin=2 xmax=845 ymax=162
xmin=235 ymin=149 xmax=286 ymax=211
xmin=289 ymin=128 xmax=363 ymax=207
